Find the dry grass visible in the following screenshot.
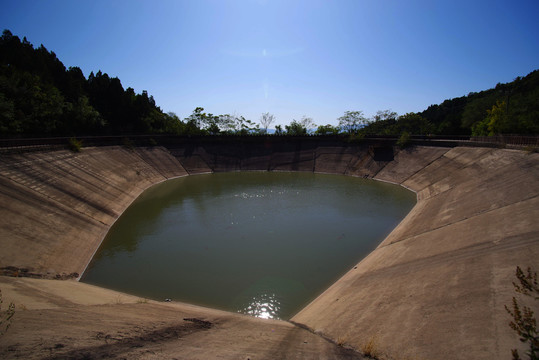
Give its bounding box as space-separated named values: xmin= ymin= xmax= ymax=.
xmin=336 ymin=335 xmax=348 ymax=347
xmin=360 ymin=334 xmax=380 ymax=359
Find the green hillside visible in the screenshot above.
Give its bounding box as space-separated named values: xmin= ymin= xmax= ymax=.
xmin=362 ymin=70 xmax=539 ymax=136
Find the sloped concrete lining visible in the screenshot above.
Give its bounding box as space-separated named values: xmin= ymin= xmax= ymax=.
xmin=0 ymin=142 xmax=537 ymax=359
xmin=292 ymin=147 xmax=539 ymax=360
xmin=0 ymin=146 xmax=188 ymax=277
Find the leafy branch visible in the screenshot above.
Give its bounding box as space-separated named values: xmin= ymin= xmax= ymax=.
xmin=505 ymin=266 xmax=539 ymax=360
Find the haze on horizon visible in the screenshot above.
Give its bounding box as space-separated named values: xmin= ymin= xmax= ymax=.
xmin=2 ymin=0 xmax=538 ymax=127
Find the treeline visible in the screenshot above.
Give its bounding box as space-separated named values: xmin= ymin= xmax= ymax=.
xmin=0 ymin=29 xmax=181 ymax=136
xmin=418 ymin=70 xmax=539 ymax=135
xmin=1 ymin=29 xmax=538 ymax=138
xmin=354 ymin=70 xmax=539 ymax=136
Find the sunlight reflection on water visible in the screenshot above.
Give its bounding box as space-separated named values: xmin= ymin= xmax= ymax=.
xmin=240 ymin=293 xmax=281 ymax=320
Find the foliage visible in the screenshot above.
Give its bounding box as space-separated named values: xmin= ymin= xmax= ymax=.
xmin=0 ymin=29 xmax=178 ymax=137
xmin=68 ymin=137 xmax=82 ymax=152
xmin=361 ymin=110 xmax=398 ymax=135
xmin=0 ymin=289 xmax=15 ymax=336
xmin=0 ymin=30 xmax=268 ymax=138
xmin=362 ymin=111 xmax=432 ymax=136
xmin=347 ymin=132 xmax=365 ymax=144
xmin=472 ymin=100 xmax=509 ymax=136
xmin=283 ymin=116 xmax=315 ymax=135
xmin=361 ymin=70 xmax=539 ymax=136
xmin=505 ymin=266 xmax=539 ymax=360
xmin=235 ymin=116 xmax=259 ymax=135
xmin=285 ymin=120 xmax=307 ymax=135
xmin=2 ymin=28 xmax=537 ymax=138
xmin=338 ymin=110 xmax=367 ymax=134
xmin=396 ymin=131 xmax=411 ymax=148
xmin=259 ymin=112 xmax=275 ymax=134
xmin=181 ymin=108 xmax=260 ymax=135
xmin=372 ymin=109 xmax=398 ymax=123
xmin=315 ymin=124 xmax=339 ymax=135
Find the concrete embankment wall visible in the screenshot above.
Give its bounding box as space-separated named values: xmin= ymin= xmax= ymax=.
xmin=0 ymin=138 xmax=538 ymax=360
xmin=293 ymin=146 xmax=539 ymax=360
xmin=0 ymin=146 xmax=188 ymax=277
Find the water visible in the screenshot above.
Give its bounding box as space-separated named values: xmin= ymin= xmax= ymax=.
xmin=82 ymin=172 xmax=416 ymax=319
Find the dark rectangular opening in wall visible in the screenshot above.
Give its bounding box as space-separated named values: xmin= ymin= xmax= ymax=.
xmin=370 ymin=146 xmax=394 ymax=161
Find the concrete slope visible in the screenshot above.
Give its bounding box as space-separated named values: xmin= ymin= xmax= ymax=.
xmin=0 ymin=146 xmax=187 ymax=277
xmin=292 ymin=147 xmax=539 ymax=360
xmin=0 ymin=276 xmax=362 ymax=360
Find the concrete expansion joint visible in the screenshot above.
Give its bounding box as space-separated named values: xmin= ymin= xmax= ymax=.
xmin=382 ymin=193 xmax=539 ymax=249
xmin=392 ymin=148 xmax=451 ymax=188
xmin=132 ymin=148 xmax=168 ymax=180
xmin=288 ymin=320 xmax=362 ymax=356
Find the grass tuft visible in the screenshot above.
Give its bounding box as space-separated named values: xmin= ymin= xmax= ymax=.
xmin=360 ymin=334 xmax=380 ymax=358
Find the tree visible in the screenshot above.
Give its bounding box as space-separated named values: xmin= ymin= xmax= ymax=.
xmin=237 ymin=116 xmax=259 ymax=135
xmin=471 ymin=100 xmax=509 ymax=136
xmin=202 ymin=113 xmax=221 ymax=134
xmin=0 ymin=29 xmax=174 ymax=136
xmin=259 ymin=112 xmax=275 ymax=134
xmin=396 ymin=112 xmax=434 ymax=135
xmin=162 ymin=112 xmax=183 ymax=134
xmin=505 ymin=266 xmax=538 ymax=360
xmin=285 ymin=120 xmax=307 ymax=135
xmin=298 ymin=115 xmax=315 ymax=134
xmin=62 ymin=95 xmax=104 ymax=134
xmin=315 ymin=124 xmax=339 ymax=135
xmin=338 ymin=111 xmax=366 ymax=134
xmin=362 ymin=110 xmax=399 ymax=135
xmin=284 ymin=116 xmax=314 ymax=136
xmin=371 ymin=109 xmax=398 ymax=123
xmin=219 ymin=114 xmax=237 ymax=134
xmin=184 ymin=107 xmax=210 ymax=131
xmin=486 ymin=100 xmax=508 ymax=135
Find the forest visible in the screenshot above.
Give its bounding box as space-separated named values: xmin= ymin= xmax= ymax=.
xmin=1 ymin=29 xmax=538 ymax=138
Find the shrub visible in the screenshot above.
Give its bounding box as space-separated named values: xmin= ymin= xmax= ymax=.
xmin=68 ymin=137 xmax=83 ymax=152
xmin=505 ymin=266 xmax=539 ymax=360
xmin=396 ymin=131 xmax=411 ymax=149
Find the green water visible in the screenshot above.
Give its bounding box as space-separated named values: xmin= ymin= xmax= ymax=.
xmin=82 ymin=172 xmax=416 ymax=319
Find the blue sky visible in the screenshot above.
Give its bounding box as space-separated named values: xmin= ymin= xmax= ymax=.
xmin=2 ymin=0 xmax=538 ymax=127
